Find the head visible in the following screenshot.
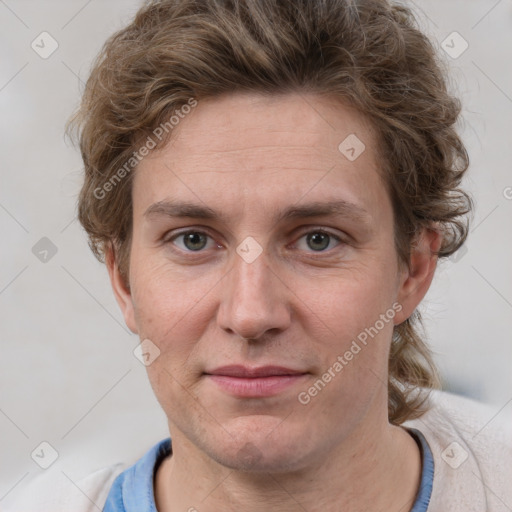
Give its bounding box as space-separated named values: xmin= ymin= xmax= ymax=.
xmin=70 ymin=0 xmax=472 ymax=471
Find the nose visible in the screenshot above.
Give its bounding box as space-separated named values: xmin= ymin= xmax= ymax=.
xmin=217 ymin=247 xmax=291 ymax=341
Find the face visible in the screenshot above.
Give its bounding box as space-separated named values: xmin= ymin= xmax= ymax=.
xmin=110 ymin=92 xmax=436 ymax=472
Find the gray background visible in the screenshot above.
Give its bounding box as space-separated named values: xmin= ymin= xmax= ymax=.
xmin=1 ymin=0 xmax=511 ymax=504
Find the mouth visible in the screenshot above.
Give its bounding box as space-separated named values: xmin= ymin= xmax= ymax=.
xmin=204 ymin=365 xmax=309 ymax=398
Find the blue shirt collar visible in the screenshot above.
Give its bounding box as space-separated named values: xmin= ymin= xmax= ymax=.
xmin=103 ymin=429 xmax=434 ymax=511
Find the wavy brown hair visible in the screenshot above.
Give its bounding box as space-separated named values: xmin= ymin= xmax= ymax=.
xmin=69 ymin=0 xmax=472 ymax=424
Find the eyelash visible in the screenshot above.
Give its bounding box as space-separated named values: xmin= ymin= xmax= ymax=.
xmin=164 ymin=228 xmax=346 ymax=257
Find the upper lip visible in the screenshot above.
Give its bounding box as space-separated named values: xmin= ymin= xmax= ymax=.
xmin=205 ymin=365 xmax=307 ymax=378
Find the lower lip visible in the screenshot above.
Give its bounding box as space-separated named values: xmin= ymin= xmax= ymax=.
xmin=206 ymin=374 xmax=308 ymax=398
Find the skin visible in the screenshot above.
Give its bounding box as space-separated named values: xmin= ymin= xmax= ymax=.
xmin=107 ymin=92 xmax=441 ymax=511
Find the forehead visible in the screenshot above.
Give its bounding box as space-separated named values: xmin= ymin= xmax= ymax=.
xmin=133 ymin=92 xmax=388 ymax=222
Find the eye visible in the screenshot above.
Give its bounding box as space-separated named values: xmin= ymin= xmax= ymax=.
xmin=295 ymin=230 xmax=343 ymax=252
xmin=167 ymin=230 xmax=218 ymax=252
xmin=165 ymin=228 xmax=345 ymax=256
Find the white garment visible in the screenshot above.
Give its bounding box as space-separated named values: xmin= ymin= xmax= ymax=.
xmin=406 ymin=390 xmax=512 ymax=511
xmin=3 ymin=389 xmax=511 ymax=511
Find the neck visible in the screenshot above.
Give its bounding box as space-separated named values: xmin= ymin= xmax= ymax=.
xmin=155 ymin=416 xmax=422 ymax=512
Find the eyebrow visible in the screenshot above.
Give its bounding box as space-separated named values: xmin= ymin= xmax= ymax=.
xmin=144 ymin=199 xmax=372 ymax=225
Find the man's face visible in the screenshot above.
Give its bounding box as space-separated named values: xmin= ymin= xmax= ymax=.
xmin=115 ymin=93 xmax=415 ymax=471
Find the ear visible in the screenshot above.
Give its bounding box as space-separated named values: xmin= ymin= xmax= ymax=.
xmin=106 ymin=245 xmax=138 ymax=334
xmin=394 ymin=227 xmax=442 ymax=325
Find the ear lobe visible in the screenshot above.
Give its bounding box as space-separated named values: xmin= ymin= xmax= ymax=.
xmin=394 ymin=227 xmax=443 ymax=325
xmin=106 ymin=245 xmax=138 ymax=334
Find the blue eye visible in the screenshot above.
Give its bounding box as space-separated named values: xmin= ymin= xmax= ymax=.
xmin=170 ymin=231 xmax=215 ymax=252
xmin=296 ymin=230 xmax=342 ymax=252
xmin=166 ymin=229 xmax=343 ymax=255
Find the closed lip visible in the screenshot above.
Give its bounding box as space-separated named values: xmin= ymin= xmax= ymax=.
xmin=204 ymin=365 xmax=308 ymax=378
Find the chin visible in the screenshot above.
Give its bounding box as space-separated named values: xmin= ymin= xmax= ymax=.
xmin=205 ymin=417 xmax=316 ymax=473
xmin=211 ymin=443 xmax=306 ymax=473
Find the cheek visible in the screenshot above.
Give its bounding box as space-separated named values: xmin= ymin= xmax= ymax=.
xmin=130 ymin=251 xmax=210 ymax=336
xmin=299 ymin=263 xmax=398 ymax=404
xmin=131 ymin=266 xmax=208 ymax=415
xmin=128 ymin=263 xmax=211 ymax=394
xmin=294 ymin=277 xmax=396 ymax=429
xmin=308 ymin=266 xmax=397 ymax=342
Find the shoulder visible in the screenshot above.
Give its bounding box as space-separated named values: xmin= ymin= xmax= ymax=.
xmin=404 ymin=389 xmax=512 ymax=511
xmin=418 ymin=388 xmax=511 ymax=452
xmin=2 ymin=462 xmax=128 ymax=512
xmin=3 ymin=437 xmax=171 ymax=512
